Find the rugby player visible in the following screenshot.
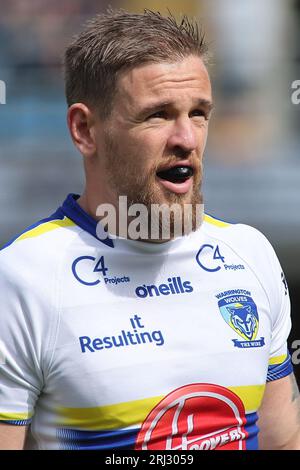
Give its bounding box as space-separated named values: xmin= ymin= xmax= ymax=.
xmin=0 ymin=10 xmax=299 ymax=450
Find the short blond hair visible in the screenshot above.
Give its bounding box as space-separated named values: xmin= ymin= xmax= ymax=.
xmin=64 ymin=9 xmax=208 ymax=118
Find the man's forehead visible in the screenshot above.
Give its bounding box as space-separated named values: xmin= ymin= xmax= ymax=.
xmin=117 ymin=56 xmax=211 ymax=105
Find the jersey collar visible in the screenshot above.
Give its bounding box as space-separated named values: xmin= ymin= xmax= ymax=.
xmin=60 ymin=194 xmax=114 ymax=248
xmin=60 ymin=193 xmax=197 ymax=252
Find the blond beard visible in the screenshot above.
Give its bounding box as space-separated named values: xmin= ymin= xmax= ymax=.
xmin=103 ymin=134 xmax=204 ymax=241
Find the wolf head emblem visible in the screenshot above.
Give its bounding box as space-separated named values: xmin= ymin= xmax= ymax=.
xmin=227 ymin=305 xmax=258 ymax=340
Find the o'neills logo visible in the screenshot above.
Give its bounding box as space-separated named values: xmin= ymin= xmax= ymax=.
xmin=135 ymin=277 xmax=193 ymax=298
xmin=135 ymin=384 xmax=248 ymax=450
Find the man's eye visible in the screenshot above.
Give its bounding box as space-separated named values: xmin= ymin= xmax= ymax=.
xmin=147 ymin=111 xmax=166 ymax=120
xmin=190 ymin=109 xmax=207 ymax=119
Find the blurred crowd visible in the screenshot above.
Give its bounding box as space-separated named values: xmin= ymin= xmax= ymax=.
xmin=0 ymin=0 xmax=115 ymax=96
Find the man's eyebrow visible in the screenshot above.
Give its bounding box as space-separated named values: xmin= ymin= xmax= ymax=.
xmin=197 ymin=99 xmax=214 ymax=111
xmin=138 ymin=99 xmax=214 ymax=117
xmin=137 ymin=101 xmax=172 ymax=117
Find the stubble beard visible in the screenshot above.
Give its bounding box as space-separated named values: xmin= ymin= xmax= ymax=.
xmin=103 ymin=134 xmax=204 ymax=241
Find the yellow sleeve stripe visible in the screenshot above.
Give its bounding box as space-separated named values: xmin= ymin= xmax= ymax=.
xmin=0 ymin=411 xmax=33 ymax=421
xmin=228 ymin=384 xmax=265 ymax=412
xmin=57 ymin=385 xmax=265 ymax=430
xmin=15 ymin=217 xmax=76 ymax=243
xmin=268 ymin=354 xmax=287 ymax=366
xmin=57 ymin=395 xmax=163 ymax=430
xmin=203 ymin=214 xmax=231 ymax=228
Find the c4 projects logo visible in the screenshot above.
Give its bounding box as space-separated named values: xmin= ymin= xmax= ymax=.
xmin=216 ymin=289 xmax=265 ymax=348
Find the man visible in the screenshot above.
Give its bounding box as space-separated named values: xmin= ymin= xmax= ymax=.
xmin=0 ymin=9 xmax=299 ymax=451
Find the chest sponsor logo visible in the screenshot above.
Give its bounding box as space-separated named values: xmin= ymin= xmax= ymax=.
xmin=216 ymin=289 xmax=265 ymax=348
xmin=135 ymin=383 xmax=247 ymax=450
xmin=72 ymin=255 xmax=130 ymax=286
xmin=196 ymin=244 xmax=245 ymax=273
xmin=135 ymin=277 xmax=193 ymax=298
xmin=79 ymin=315 xmax=164 ymax=353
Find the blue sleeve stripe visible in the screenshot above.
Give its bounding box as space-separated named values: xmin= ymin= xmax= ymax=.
xmin=267 ymin=354 xmax=293 ymax=382
xmin=57 ymin=426 xmax=139 ymax=450
xmin=1 ymin=418 xmax=32 ymax=426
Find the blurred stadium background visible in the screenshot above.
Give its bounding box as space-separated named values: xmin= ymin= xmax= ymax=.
xmin=0 ymin=0 xmax=299 ymax=383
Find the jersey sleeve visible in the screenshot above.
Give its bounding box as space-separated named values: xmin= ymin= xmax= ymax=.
xmin=263 ymin=239 xmax=293 ymax=382
xmin=0 ymin=255 xmax=46 ymax=425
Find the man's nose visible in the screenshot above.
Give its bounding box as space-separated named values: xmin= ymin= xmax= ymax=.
xmin=167 ymin=117 xmax=198 ymax=154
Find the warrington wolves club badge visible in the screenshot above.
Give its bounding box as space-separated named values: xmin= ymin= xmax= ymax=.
xmin=216 ymin=289 xmax=265 ymax=348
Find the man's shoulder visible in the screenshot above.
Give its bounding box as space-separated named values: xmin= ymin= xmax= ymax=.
xmin=201 ymin=212 xmax=274 ymax=259
xmin=0 ymin=209 xmax=79 ymax=281
xmin=0 ymin=210 xmax=78 ymax=344
xmin=200 ymin=213 xmax=283 ymax=301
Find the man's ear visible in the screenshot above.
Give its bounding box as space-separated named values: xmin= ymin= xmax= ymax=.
xmin=67 ymin=103 xmax=97 ymax=157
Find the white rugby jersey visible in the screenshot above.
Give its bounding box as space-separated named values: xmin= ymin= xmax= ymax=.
xmin=0 ymin=194 xmax=293 ymax=450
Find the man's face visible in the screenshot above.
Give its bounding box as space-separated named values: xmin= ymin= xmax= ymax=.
xmin=93 ymin=55 xmax=212 ymax=237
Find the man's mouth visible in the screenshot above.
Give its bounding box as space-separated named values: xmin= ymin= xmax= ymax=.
xmin=156 ymin=166 xmax=194 ymax=183
xmin=156 ymin=165 xmax=194 ymax=195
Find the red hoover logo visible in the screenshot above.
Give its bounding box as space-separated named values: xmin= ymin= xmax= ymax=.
xmin=135 ymin=383 xmax=248 ymax=450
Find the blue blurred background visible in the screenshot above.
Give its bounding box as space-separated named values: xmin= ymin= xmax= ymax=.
xmin=0 ymin=0 xmax=299 ymax=381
